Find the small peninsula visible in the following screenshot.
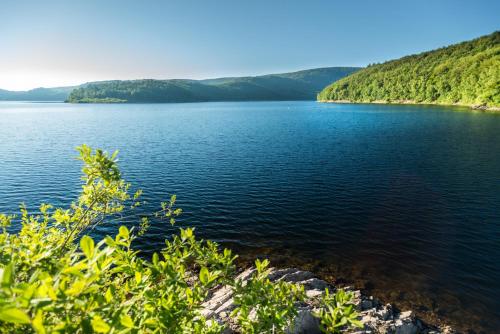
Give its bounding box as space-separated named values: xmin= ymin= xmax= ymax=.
xmin=317 ymin=32 xmax=500 ymax=110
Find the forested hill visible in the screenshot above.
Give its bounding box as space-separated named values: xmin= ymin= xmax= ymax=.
xmin=318 ymin=32 xmax=500 ymax=108
xmin=0 ymin=86 xmax=76 ymax=101
xmin=66 ymin=67 xmax=359 ymax=103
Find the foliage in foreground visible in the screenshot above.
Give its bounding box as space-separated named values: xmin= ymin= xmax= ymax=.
xmin=0 ymin=145 xmax=361 ymax=333
xmin=318 ymin=31 xmax=500 ymax=107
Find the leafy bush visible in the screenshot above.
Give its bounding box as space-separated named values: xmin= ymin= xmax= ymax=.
xmin=314 ymin=289 xmax=363 ymax=334
xmin=231 ymin=259 xmax=305 ymax=333
xmin=0 ymin=146 xmax=362 ymax=333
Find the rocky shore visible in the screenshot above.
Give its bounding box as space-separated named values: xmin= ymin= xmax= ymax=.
xmin=202 ymin=267 xmax=454 ymax=334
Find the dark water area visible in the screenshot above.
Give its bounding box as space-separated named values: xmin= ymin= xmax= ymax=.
xmin=0 ymin=101 xmax=499 ymax=332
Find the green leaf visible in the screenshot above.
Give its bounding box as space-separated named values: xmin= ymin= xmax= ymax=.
xmin=135 ymin=271 xmax=142 ymax=284
xmin=91 ymin=315 xmax=110 ymax=333
xmin=0 ymin=308 xmax=31 ymax=324
xmin=350 ymin=319 xmax=364 ymax=328
xmin=62 ymin=262 xmax=86 ymax=276
xmin=120 ymin=314 xmax=134 ymax=328
xmin=104 ymin=236 xmax=115 ymax=246
xmin=32 ymin=310 xmax=46 ymax=334
xmin=118 ymin=226 xmax=129 ymax=238
xmin=105 ymin=288 xmax=113 ymax=303
xmin=80 ymin=235 xmax=95 ymax=258
xmin=1 ymin=262 xmax=14 ymax=286
xmin=65 ymin=280 xmax=86 ymax=296
xmin=199 ymin=267 xmax=209 ymax=285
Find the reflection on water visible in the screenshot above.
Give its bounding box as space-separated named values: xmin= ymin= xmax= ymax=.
xmin=0 ymin=101 xmax=499 ymax=332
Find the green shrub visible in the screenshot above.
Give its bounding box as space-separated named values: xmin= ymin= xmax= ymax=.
xmin=314 ymin=289 xmax=363 ymax=334
xmin=231 ymin=259 xmax=305 ymax=333
xmin=0 ymin=146 xmax=363 ymax=333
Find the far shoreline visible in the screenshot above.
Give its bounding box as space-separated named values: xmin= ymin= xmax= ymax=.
xmin=318 ymin=99 xmax=500 ymax=113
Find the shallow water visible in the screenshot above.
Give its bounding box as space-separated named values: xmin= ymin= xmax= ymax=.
xmin=0 ymin=101 xmax=499 ymax=332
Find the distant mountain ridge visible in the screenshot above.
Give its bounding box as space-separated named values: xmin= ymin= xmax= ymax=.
xmin=0 ymin=86 xmax=76 ymax=101
xmin=318 ymin=32 xmax=500 ymax=109
xmin=0 ymin=67 xmax=359 ymax=103
xmin=66 ymin=67 xmax=359 ymax=103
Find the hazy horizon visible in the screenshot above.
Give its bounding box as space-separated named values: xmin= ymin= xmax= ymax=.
xmin=1 ymin=0 xmax=499 ymax=90
xmin=0 ymin=65 xmax=361 ymax=92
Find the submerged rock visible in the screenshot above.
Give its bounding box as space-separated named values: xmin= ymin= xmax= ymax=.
xmin=201 ymin=267 xmax=451 ymax=333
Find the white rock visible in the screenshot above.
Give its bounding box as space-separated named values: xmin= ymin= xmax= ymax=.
xmin=286 ymin=307 xmax=321 ymax=334
xmin=375 ymin=304 xmax=393 ymax=321
xmin=201 ymin=285 xmax=233 ymax=317
xmin=279 ymin=270 xmax=315 ymax=283
xmin=298 ymin=278 xmax=329 ymax=290
xmin=398 ymin=310 xmax=413 ymax=320
xmin=305 ymin=289 xmax=324 ymax=298
xmin=268 ymin=268 xmax=300 ymax=281
xmin=213 ymin=297 xmax=235 ymax=315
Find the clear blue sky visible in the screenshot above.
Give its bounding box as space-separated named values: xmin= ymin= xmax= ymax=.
xmin=1 ymin=0 xmax=498 ymax=90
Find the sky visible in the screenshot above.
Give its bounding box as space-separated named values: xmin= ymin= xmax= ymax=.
xmin=0 ymin=0 xmax=499 ymax=91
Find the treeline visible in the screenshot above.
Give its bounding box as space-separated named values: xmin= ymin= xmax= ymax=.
xmin=318 ymin=31 xmax=500 ymax=108
xmin=66 ymin=67 xmax=359 ymax=103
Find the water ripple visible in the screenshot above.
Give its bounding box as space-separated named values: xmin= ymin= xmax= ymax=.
xmin=0 ymin=101 xmax=499 ymax=332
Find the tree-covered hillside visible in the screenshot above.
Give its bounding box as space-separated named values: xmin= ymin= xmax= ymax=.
xmin=66 ymin=67 xmax=359 ymax=103
xmin=318 ymin=32 xmax=500 ymax=108
xmin=0 ymin=86 xmax=76 ymax=101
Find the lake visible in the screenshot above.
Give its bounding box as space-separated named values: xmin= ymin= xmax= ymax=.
xmin=0 ymin=101 xmax=499 ymax=332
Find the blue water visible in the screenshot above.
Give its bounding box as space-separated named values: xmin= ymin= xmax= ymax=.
xmin=0 ymin=101 xmax=499 ymax=332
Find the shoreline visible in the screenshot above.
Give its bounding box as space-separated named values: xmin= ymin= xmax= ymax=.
xmin=232 ymin=251 xmax=476 ymax=333
xmin=318 ymin=99 xmax=500 ymax=113
xmin=203 ymin=266 xmax=454 ymax=333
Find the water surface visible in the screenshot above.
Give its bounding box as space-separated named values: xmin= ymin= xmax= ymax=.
xmin=0 ymin=101 xmax=499 ymax=332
